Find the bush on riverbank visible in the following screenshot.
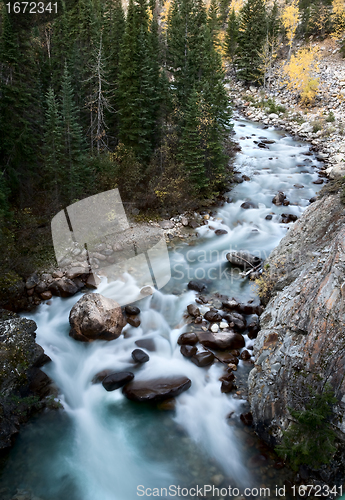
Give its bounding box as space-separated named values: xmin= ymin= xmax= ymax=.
xmin=275 ymin=384 xmax=337 ymax=470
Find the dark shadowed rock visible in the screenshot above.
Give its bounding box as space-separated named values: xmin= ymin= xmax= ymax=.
xmin=125 ymin=305 xmax=140 ymax=316
xmin=197 ymin=330 xmax=245 ymax=350
xmin=211 ymin=350 xmax=239 ymax=364
xmin=131 ymin=349 xmax=149 ymax=363
xmin=265 ymin=215 xmax=273 ymax=220
xmin=40 ymin=291 xmax=52 ymax=300
xmin=240 ymin=412 xmax=253 ymax=426
xmin=281 ymin=214 xmax=298 ymax=223
xmin=241 ymin=202 xmax=257 ymax=209
xmin=191 ymin=351 xmax=215 ymax=367
xmin=25 ymin=273 xmax=39 ymax=290
xmin=204 ymin=310 xmax=223 ymax=322
xmin=180 ymin=345 xmax=197 ymax=358
xmin=240 ymin=350 xmax=251 ymax=361
xmin=248 ymin=321 xmax=259 ymax=339
xmin=215 ymin=229 xmax=228 ymax=236
xmin=177 ymin=332 xmax=198 ymax=346
xmin=222 ymin=299 xmax=239 ymax=311
xmin=69 ymin=293 xmax=126 ymax=342
xmin=187 ymin=304 xmax=200 ymax=317
xmin=187 ymin=280 xmax=207 ymax=293
xmin=102 ymin=372 xmax=134 ymax=391
xmin=122 ymin=377 xmax=191 ymax=402
xmin=127 ymin=316 xmax=141 ymax=328
xmin=224 ymin=312 xmax=246 ymax=331
xmin=221 ymin=380 xmax=234 ymax=393
xmin=49 ymin=278 xmax=79 ymax=298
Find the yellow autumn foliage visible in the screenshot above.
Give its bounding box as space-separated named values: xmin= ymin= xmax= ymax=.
xmin=281 ymin=0 xmax=299 ymax=52
xmin=282 ymin=46 xmax=320 ymax=105
xmin=231 ymin=0 xmax=244 ymax=14
xmin=161 ymin=0 xmax=173 ymax=33
xmin=331 ymin=0 xmax=345 ymax=39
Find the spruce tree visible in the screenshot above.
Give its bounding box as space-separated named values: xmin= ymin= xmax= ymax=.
xmin=103 ymin=0 xmax=125 ymax=145
xmin=236 ymin=0 xmax=267 ymax=83
xmin=207 ymin=0 xmax=221 ymax=43
xmin=225 ymin=8 xmax=239 ymax=72
xmin=178 ymin=88 xmax=207 ymax=193
xmin=117 ymin=0 xmax=159 ymax=161
xmin=0 ymin=11 xmax=42 ymax=202
xmin=43 ymin=87 xmax=64 ymax=203
xmin=60 ymin=62 xmax=87 ymax=201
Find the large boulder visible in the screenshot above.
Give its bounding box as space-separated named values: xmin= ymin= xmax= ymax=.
xmin=248 ymin=194 xmax=345 ymax=451
xmin=122 ymin=377 xmax=191 ymax=402
xmin=197 ymin=330 xmax=245 ymax=350
xmin=69 ymin=293 xmax=126 ymax=342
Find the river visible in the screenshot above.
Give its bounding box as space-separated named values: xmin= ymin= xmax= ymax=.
xmin=0 ymin=118 xmax=324 ymax=500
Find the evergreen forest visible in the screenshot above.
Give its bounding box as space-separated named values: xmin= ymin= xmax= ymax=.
xmin=0 ymin=0 xmax=343 ymax=280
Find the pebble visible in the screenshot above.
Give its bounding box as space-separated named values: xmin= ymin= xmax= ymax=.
xmin=210 ymin=323 xmax=219 ymax=333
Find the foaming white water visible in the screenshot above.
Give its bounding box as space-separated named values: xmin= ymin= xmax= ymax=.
xmin=3 ymin=118 xmax=324 ymax=499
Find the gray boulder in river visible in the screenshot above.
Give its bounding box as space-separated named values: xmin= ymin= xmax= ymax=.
xmin=226 ymin=251 xmax=262 ymax=268
xmin=69 ymin=293 xmax=126 ymax=341
xmin=248 ymin=194 xmax=345 ymax=447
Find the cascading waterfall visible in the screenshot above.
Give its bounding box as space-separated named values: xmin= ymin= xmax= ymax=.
xmin=0 ymin=118 xmax=324 ymax=500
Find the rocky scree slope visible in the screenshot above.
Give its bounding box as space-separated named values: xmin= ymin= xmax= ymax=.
xmin=248 ymin=193 xmax=345 ymax=447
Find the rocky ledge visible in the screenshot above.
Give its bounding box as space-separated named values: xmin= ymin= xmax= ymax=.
xmin=248 ymin=194 xmax=345 ymax=450
xmin=0 ymin=310 xmax=52 ymax=451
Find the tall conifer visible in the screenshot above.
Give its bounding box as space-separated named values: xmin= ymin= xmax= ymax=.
xmin=236 ymin=0 xmax=267 ymax=83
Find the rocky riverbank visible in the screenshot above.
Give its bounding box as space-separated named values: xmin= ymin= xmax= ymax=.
xmin=0 ymin=310 xmax=53 ymax=453
xmin=226 ymin=38 xmax=345 ymax=184
xmin=248 ymin=192 xmax=345 ymax=483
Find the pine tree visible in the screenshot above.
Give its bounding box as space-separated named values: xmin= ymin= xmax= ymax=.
xmin=178 ymin=88 xmax=207 ymax=193
xmin=208 ymin=0 xmax=221 ymax=43
xmin=103 ymin=0 xmax=125 ymax=145
xmin=261 ymin=2 xmax=280 ymax=89
xmin=43 ymin=87 xmax=64 ymax=203
xmin=235 ymin=0 xmax=267 ymax=83
xmin=60 ymin=62 xmax=87 ymax=201
xmin=117 ymin=0 xmax=159 ymax=161
xmin=225 ymin=8 xmax=239 ymax=72
xmin=0 ymin=10 xmax=42 ymax=202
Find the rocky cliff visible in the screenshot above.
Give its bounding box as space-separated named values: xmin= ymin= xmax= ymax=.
xmin=0 ymin=310 xmax=52 ymax=450
xmin=248 ymin=193 xmax=345 ymax=448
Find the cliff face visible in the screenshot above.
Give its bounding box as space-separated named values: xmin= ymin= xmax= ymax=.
xmin=0 ymin=310 xmax=51 ymax=450
xmin=248 ymin=194 xmax=345 ymax=446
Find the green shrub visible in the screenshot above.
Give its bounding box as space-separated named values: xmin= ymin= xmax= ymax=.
xmin=326 ymin=111 xmax=335 ymax=123
xmin=265 ymin=98 xmax=286 ymax=114
xmin=312 ymin=120 xmax=323 ymax=133
xmin=275 ymin=384 xmax=337 ymax=471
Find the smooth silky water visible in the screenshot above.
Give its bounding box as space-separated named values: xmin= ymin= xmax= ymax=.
xmin=0 ymin=119 xmax=324 ymax=500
